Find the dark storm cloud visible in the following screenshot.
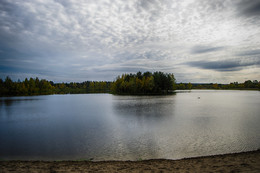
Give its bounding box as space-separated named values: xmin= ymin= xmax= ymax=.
xmin=186 ymin=58 xmax=260 ymax=71
xmin=190 ymin=46 xmax=225 ymax=54
xmin=237 ymin=0 xmax=260 ymax=17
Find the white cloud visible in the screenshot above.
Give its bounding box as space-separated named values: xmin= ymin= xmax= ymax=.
xmin=0 ymin=0 xmax=259 ymax=83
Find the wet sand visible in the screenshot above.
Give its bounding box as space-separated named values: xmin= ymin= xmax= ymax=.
xmin=1 ymin=150 xmax=260 ymax=173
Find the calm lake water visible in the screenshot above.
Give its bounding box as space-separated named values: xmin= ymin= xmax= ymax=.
xmin=0 ymin=90 xmax=260 ymax=161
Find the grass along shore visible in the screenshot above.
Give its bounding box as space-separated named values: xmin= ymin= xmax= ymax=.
xmin=1 ymin=150 xmax=260 ymax=173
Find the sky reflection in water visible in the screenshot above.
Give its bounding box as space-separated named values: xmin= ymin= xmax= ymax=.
xmin=0 ymin=90 xmax=259 ymax=160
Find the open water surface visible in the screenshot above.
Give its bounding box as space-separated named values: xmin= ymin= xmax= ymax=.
xmin=0 ymin=90 xmax=259 ymax=160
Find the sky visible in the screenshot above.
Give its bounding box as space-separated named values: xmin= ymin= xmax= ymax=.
xmin=0 ymin=0 xmax=260 ymax=83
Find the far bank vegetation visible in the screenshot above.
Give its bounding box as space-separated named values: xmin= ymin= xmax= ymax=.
xmin=0 ymin=73 xmax=259 ymax=96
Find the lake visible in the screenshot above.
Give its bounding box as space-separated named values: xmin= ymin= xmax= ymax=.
xmin=0 ymin=90 xmax=260 ymax=161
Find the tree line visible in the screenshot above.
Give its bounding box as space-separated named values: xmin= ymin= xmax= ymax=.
xmin=176 ymin=80 xmax=260 ymax=90
xmin=0 ymin=77 xmax=112 ymax=96
xmin=111 ymin=71 xmax=176 ymax=94
xmin=0 ymin=74 xmax=259 ymax=96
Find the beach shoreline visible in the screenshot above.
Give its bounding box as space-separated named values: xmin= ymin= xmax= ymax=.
xmin=1 ymin=150 xmax=260 ymax=172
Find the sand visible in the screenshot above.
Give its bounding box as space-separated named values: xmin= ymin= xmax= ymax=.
xmin=1 ymin=150 xmax=260 ymax=173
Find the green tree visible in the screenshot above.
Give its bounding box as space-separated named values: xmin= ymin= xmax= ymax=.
xmin=89 ymin=82 xmax=95 ymax=93
xmin=178 ymin=83 xmax=185 ymax=90
xmin=212 ymin=83 xmax=219 ymax=89
xmin=244 ymin=80 xmax=253 ymax=88
xmin=187 ymin=83 xmax=192 ymax=90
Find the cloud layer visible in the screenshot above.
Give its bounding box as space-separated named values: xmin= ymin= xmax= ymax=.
xmin=0 ymin=0 xmax=260 ymax=83
xmin=186 ymin=58 xmax=260 ymax=71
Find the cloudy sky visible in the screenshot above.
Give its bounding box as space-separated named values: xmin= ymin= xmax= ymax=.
xmin=0 ymin=0 xmax=260 ymax=83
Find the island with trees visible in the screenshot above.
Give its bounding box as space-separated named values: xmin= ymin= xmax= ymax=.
xmin=111 ymin=71 xmax=176 ymax=95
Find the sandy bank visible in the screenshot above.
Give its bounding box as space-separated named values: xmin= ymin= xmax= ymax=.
xmin=1 ymin=150 xmax=260 ymax=173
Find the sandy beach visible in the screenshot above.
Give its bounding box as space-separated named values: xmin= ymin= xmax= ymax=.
xmin=1 ymin=150 xmax=260 ymax=173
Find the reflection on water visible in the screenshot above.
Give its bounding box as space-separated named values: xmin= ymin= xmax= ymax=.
xmin=0 ymin=97 xmax=41 ymax=106
xmin=113 ymin=96 xmax=175 ymax=118
xmin=0 ymin=91 xmax=260 ymax=160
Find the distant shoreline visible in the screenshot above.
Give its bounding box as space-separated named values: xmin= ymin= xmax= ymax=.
xmin=1 ymin=150 xmax=260 ymax=172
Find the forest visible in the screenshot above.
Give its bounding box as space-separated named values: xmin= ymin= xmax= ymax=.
xmin=0 ymin=76 xmax=112 ymax=96
xmin=0 ymin=73 xmax=259 ymax=96
xmin=111 ymin=71 xmax=175 ymax=94
xmin=176 ymin=80 xmax=260 ymax=90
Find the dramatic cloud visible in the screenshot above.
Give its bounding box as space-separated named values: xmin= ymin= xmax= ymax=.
xmin=0 ymin=0 xmax=259 ymax=83
xmin=186 ymin=58 xmax=260 ymax=72
xmin=237 ymin=0 xmax=260 ymax=17
xmin=237 ymin=49 xmax=260 ymax=56
xmin=190 ymin=46 xmax=225 ymax=54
